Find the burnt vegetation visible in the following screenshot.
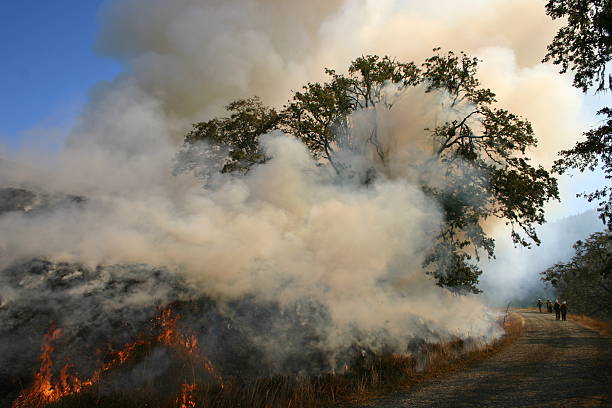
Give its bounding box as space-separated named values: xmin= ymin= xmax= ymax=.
xmin=0 ymin=185 xmax=514 ymax=406
xmin=40 ymin=339 xmax=491 ymax=408
xmin=0 ymin=258 xmax=519 ymax=408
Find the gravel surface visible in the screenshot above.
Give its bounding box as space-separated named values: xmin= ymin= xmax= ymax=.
xmin=354 ymin=309 xmax=612 ymax=408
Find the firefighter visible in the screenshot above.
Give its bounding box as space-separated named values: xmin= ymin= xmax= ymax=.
xmin=537 ymin=299 xmax=543 ymax=313
xmin=553 ymin=299 xmax=561 ymax=320
xmin=560 ymin=301 xmax=568 ymax=321
xmin=546 ymin=299 xmax=553 ymax=313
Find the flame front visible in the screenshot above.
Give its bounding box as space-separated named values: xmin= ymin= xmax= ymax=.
xmin=12 ymin=328 xmax=63 ymax=408
xmin=176 ymin=383 xmax=198 ymax=408
xmin=157 ymin=306 xmax=221 ymax=382
xmin=13 ymin=306 xmax=219 ymax=408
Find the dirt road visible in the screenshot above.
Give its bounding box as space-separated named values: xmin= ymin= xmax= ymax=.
xmin=354 ymin=309 xmax=612 ymax=408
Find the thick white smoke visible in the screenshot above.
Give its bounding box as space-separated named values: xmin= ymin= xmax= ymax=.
xmin=0 ymin=0 xmax=601 ymax=362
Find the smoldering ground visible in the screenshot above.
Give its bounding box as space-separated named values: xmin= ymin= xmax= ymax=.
xmin=0 ymin=0 xmax=599 ymax=403
xmin=0 ymin=128 xmax=504 ymax=403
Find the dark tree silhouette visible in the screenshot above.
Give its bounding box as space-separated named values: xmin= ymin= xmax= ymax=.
xmin=542 ymin=231 xmax=612 ymax=319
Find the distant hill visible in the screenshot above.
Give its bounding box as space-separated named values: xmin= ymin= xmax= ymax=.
xmin=0 ymin=187 xmax=85 ymax=216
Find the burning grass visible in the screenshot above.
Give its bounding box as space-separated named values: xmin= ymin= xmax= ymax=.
xmin=10 ymin=305 xmax=523 ymax=408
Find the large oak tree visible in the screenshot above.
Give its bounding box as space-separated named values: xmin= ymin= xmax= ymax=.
xmin=178 ymin=49 xmax=559 ymax=293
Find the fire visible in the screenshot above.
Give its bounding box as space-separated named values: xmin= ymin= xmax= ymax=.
xmin=11 ymin=326 xmax=142 ymax=408
xmin=176 ymin=383 xmax=198 ymax=408
xmin=13 ymin=305 xmax=220 ymax=408
xmin=11 ymin=327 xmax=63 ymax=408
xmin=156 ymin=306 xmax=221 ymax=381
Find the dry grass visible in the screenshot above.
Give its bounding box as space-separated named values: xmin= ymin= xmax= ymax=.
xmin=346 ymin=312 xmax=524 ymax=405
xmin=569 ymin=314 xmax=612 ymax=337
xmin=36 ymin=314 xmax=524 ymax=408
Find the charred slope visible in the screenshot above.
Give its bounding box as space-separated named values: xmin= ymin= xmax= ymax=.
xmin=0 ymin=187 xmax=85 ymax=216
xmin=0 ymin=257 xmax=342 ymax=406
xmin=0 ymin=259 xmax=189 ymax=403
xmin=0 ymin=186 xmax=500 ymax=407
xmin=0 ymin=188 xmax=346 ymax=405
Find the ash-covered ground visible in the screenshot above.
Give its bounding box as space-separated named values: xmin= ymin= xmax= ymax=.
xmin=0 ymin=189 xmax=364 ymax=404
xmin=0 ymin=185 xmax=498 ymax=406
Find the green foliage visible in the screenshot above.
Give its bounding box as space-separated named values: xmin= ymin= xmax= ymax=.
xmin=346 ymin=55 xmax=421 ymax=108
xmin=543 ymin=0 xmax=612 ymax=92
xmin=541 ymin=231 xmax=612 ymax=319
xmin=178 ymin=50 xmax=560 ymax=293
xmin=554 ymin=108 xmax=612 ymax=229
xmin=282 ymin=79 xmax=352 ymax=172
xmin=422 ymin=48 xmax=496 ymax=106
xmin=419 ymin=51 xmax=558 ymax=291
xmin=543 ymin=1 xmax=612 ymax=230
xmin=282 ymin=55 xmax=420 ymax=173
xmin=178 ymin=97 xmax=279 ymax=179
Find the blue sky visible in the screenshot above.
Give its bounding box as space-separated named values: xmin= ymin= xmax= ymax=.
xmin=0 ymin=0 xmax=119 ymax=150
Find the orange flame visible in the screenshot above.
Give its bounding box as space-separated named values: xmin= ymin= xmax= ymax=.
xmin=12 ymin=328 xmax=148 ymax=408
xmin=12 ymin=327 xmax=63 ymax=408
xmin=13 ymin=306 xmax=220 ymax=408
xmin=176 ymin=383 xmax=198 ymax=408
xmin=157 ymin=306 xmax=221 ymax=381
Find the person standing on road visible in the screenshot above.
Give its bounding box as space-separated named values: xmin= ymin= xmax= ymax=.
xmin=537 ymin=299 xmax=543 ymax=312
xmin=553 ymin=300 xmax=561 ymax=320
xmin=546 ymin=299 xmax=553 ymax=313
xmin=560 ymin=301 xmax=568 ymax=321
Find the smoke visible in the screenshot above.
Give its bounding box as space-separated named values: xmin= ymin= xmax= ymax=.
xmin=0 ymin=0 xmax=600 ymax=386
xmin=479 ymin=210 xmax=604 ymax=306
xmin=2 ymin=0 xmax=588 ymax=193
